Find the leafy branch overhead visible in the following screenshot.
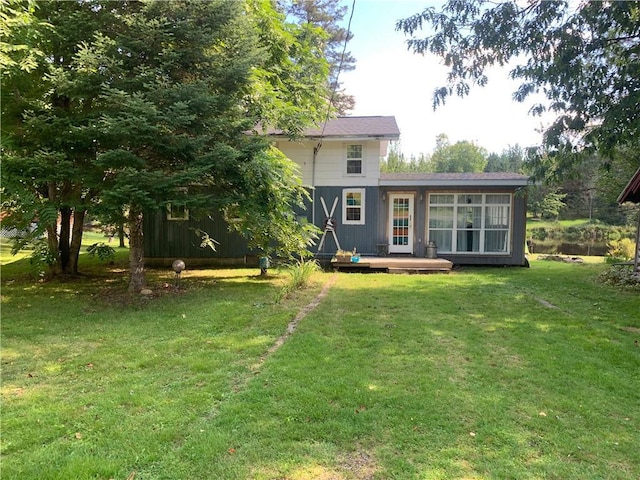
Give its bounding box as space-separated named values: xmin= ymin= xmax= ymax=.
xmin=396 ymin=0 xmax=640 ymax=157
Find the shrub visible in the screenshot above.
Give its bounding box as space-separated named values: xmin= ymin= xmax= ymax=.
xmin=87 ymin=242 xmax=116 ymax=262
xmin=597 ymin=265 xmax=640 ymax=289
xmin=275 ymin=259 xmax=320 ymax=303
xmin=606 ymin=238 xmax=636 ymax=263
xmin=29 ymin=239 xmax=57 ymax=279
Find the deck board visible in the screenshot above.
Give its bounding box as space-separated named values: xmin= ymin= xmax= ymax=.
xmin=332 ymin=256 xmax=452 ymax=273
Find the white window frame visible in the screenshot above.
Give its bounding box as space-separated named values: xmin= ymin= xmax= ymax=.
xmin=345 ymin=144 xmax=364 ymax=176
xmin=166 ymin=204 xmax=189 ymax=221
xmin=427 ymin=193 xmax=512 ymax=254
xmin=342 ymin=188 xmax=365 ymax=225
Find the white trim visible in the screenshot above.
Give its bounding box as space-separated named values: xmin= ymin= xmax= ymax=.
xmin=388 ymin=193 xmax=414 ymax=254
xmin=427 ymin=193 xmax=512 ymax=255
xmin=344 ymin=143 xmax=364 ymax=176
xmin=342 ymin=188 xmax=365 ymax=225
xmin=167 ymin=204 xmax=189 ymax=221
xmin=381 ymin=179 xmax=529 ymax=187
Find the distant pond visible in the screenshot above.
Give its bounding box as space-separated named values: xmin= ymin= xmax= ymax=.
xmin=529 ymin=240 xmax=608 ymax=256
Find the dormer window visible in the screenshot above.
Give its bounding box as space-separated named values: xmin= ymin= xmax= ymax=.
xmin=346 ymin=144 xmax=363 ymax=174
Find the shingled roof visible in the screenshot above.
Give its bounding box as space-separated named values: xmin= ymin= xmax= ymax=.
xmin=380 ymin=172 xmax=530 ymax=187
xmin=617 ymin=167 xmax=640 ymax=204
xmin=268 ymin=116 xmax=400 ymax=140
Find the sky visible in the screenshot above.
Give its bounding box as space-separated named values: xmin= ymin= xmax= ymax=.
xmin=338 ymin=0 xmax=552 ymax=158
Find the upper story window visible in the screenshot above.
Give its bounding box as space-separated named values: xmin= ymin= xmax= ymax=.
xmin=343 ymin=188 xmax=365 ymax=225
xmin=346 ymin=144 xmax=363 ymax=175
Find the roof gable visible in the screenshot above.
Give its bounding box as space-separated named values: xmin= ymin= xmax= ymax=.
xmin=617 ymin=167 xmax=640 ymax=204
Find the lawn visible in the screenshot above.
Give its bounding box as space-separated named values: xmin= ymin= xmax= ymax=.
xmin=1 ymin=257 xmax=639 ymax=479
xmin=0 ymin=230 xmax=115 ymax=266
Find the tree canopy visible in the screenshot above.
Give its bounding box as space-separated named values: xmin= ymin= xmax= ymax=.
xmin=431 ymin=134 xmax=487 ymax=173
xmin=282 ymin=0 xmax=356 ymax=114
xmin=396 ymin=1 xmax=640 ymax=165
xmin=2 ymin=0 xmax=333 ymax=289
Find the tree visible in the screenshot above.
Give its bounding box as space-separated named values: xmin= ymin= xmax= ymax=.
xmin=248 ymin=0 xmax=332 ymax=137
xmin=485 ymin=145 xmax=526 ymax=173
xmin=431 ymin=135 xmax=487 ymax=173
xmin=528 ymin=186 xmax=566 ymax=220
xmin=380 ymin=143 xmax=432 ymax=173
xmin=224 ymin=146 xmax=319 ymax=259
xmin=2 ymin=0 xmax=117 ymax=275
xmin=397 ymin=1 xmax=640 ymax=169
xmin=0 ymin=0 xmax=49 ymax=76
xmin=281 ymin=0 xmax=356 ymax=114
xmin=96 ymin=0 xmax=329 ymax=291
xmin=2 ymin=0 xmax=332 ymax=289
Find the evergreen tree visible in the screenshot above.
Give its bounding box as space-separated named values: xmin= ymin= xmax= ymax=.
xmin=485 ymin=145 xmax=526 ymax=173
xmin=2 ymin=0 xmax=120 ymax=275
xmin=2 ymin=0 xmax=331 ymax=289
xmin=281 ymin=0 xmax=356 ymax=114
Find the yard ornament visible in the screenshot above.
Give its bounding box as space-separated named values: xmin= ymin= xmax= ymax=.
xmin=317 ymin=196 xmax=341 ymax=252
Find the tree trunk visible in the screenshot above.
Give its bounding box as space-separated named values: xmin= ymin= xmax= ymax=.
xmin=45 ymin=224 xmax=62 ymax=277
xmin=128 ymin=208 xmax=145 ymax=292
xmin=68 ymin=208 xmax=86 ymax=275
xmin=59 ymin=207 xmax=71 ymax=272
xmin=118 ymin=222 xmax=126 ymax=248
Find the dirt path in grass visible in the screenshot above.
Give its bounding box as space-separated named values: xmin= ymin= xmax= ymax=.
xmin=253 ymin=273 xmax=338 ymax=369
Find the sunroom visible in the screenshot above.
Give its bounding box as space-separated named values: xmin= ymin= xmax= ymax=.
xmin=379 ymin=172 xmax=530 ymax=266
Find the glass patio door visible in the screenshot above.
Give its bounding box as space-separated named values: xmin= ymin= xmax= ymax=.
xmin=388 ymin=193 xmax=414 ymax=254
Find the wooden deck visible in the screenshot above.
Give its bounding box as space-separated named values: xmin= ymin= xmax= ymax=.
xmin=331 ymin=256 xmax=453 ymax=274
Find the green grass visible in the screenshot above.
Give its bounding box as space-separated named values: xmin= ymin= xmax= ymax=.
xmin=2 ymin=260 xmax=639 ymax=479
xmin=527 ymin=218 xmax=594 ymax=229
xmin=0 ymin=230 xmax=115 ymax=266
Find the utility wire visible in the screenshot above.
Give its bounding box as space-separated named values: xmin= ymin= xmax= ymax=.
xmin=317 ymin=0 xmax=356 ymax=150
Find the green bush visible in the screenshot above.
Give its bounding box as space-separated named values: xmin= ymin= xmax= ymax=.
xmin=275 ymin=259 xmax=320 ymax=303
xmin=87 ymin=242 xmax=116 ymax=262
xmin=606 ymin=238 xmax=636 ymax=263
xmin=598 ymin=265 xmax=640 ymax=288
xmin=529 ymin=223 xmax=635 ymax=243
xmin=29 ymin=239 xmax=57 ymax=278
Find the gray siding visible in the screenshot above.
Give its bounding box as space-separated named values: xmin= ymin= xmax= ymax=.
xmin=439 ymin=192 xmax=527 ymax=266
xmin=143 ymin=209 xmax=254 ymax=265
xmin=309 ymin=186 xmax=381 ymax=257
xmin=378 ymin=186 xmax=527 ymax=266
xmin=145 ymin=184 xmax=527 ymax=267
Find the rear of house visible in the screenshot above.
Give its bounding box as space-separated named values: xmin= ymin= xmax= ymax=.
xmin=144 ymin=116 xmax=530 ymax=267
xmin=379 ymin=172 xmax=529 ymax=266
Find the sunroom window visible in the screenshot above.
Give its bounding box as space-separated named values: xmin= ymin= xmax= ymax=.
xmin=428 ymin=193 xmax=511 ymax=254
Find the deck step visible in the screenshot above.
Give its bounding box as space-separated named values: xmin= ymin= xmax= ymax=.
xmin=387 ymin=267 xmax=451 ymax=274
xmin=332 ymin=256 xmax=453 ymax=273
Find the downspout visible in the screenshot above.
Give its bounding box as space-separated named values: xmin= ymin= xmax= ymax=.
xmin=312 ymin=141 xmax=322 ymax=225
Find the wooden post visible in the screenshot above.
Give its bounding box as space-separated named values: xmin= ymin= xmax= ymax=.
xmin=634 ymin=214 xmax=640 ymax=277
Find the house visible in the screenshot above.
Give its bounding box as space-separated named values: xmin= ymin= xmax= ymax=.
xmin=144 ymin=116 xmax=530 ymax=267
xmin=617 ymin=166 xmax=640 ymax=275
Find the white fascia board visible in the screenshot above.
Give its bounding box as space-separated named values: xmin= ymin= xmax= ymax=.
xmin=306 ymin=135 xmax=400 ymax=142
xmin=379 ymin=179 xmax=531 ymax=187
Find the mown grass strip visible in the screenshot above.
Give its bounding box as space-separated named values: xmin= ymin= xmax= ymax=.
xmin=2 ymin=260 xmax=639 ymax=479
